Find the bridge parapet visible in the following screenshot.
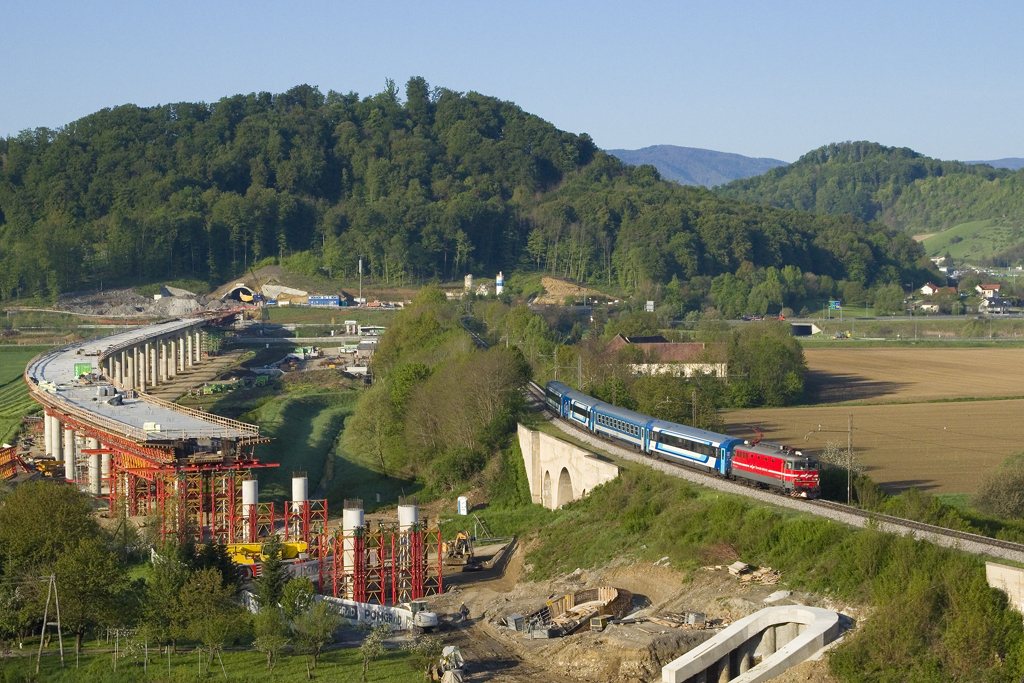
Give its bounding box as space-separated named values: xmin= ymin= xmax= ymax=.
xmin=517 ymin=424 xmax=619 ymax=510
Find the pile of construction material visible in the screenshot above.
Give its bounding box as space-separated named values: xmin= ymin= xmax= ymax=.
xmin=723 ymin=561 xmax=782 ymax=586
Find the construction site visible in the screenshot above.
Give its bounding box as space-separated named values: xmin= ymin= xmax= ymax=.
xmin=0 ymin=294 xmax=853 ymax=683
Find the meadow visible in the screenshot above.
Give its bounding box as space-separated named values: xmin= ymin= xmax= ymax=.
xmin=0 ymin=345 xmax=49 ymax=444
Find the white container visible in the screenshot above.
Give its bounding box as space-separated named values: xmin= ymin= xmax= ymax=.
xmin=457 ymin=496 xmax=469 ymax=516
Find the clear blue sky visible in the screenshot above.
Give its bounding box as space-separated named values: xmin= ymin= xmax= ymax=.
xmin=3 ymin=0 xmax=1022 ymax=162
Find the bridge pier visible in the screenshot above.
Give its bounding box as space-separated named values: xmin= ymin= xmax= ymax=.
xmin=187 ymin=332 xmax=194 ymax=368
xmin=517 ymin=424 xmax=619 ymax=510
xmin=63 ymin=426 xmax=75 ymax=484
xmin=168 ymin=339 xmax=177 ymax=379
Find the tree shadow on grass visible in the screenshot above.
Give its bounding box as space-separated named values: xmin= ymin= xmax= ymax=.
xmin=255 ymin=394 xmax=352 ymax=501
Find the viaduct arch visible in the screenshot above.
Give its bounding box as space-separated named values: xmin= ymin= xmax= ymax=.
xmin=518 ymin=424 xmax=619 ymax=510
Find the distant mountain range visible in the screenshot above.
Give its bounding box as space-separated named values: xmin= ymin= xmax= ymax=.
xmin=966 ymin=158 xmax=1024 ymax=170
xmin=604 ymin=144 xmax=788 ymax=187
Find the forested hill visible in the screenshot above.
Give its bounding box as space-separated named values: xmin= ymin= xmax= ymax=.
xmin=604 ymin=144 xmax=786 ymax=187
xmin=715 ymin=141 xmax=1022 ymax=230
xmin=0 ymin=82 xmax=927 ymax=302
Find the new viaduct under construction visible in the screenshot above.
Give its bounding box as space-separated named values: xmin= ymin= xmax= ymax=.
xmin=9 ymin=312 xmax=442 ymax=606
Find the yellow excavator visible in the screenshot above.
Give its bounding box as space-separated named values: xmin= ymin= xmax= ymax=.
xmin=442 ymin=531 xmax=478 ymax=569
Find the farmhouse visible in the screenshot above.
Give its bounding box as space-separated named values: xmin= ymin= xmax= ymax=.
xmin=979 ymin=297 xmax=1013 ymax=314
xmin=920 ymin=283 xmax=941 ymax=296
xmin=977 ymin=284 xmax=1002 ymax=299
xmin=605 ymin=334 xmax=728 ymax=378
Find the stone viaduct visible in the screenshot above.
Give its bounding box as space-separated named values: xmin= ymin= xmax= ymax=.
xmin=517 ymin=424 xmax=619 ymax=510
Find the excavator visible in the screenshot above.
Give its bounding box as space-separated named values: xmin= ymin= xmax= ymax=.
xmin=442 ymin=531 xmax=479 ymax=569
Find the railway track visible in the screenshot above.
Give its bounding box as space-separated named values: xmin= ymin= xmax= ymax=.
xmin=524 ymin=381 xmax=1024 ymax=564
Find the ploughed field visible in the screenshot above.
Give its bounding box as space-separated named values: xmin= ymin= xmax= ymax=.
xmin=724 ymin=347 xmax=1024 ymax=495
xmin=802 ymin=347 xmax=1024 ymax=404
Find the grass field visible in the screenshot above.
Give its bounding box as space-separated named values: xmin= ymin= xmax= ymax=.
xmin=725 ymin=346 xmax=1024 ymax=495
xmin=3 ymin=642 xmax=417 ymax=683
xmin=0 ymin=345 xmax=48 ymax=444
xmin=245 ymin=390 xmax=359 ymax=502
xmin=922 ymin=218 xmax=1024 ymax=262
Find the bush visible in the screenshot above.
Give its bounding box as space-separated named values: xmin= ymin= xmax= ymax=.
xmin=974 ymin=454 xmax=1024 ymax=518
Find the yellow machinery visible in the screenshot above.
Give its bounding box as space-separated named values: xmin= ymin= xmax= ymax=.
xmin=442 ymin=531 xmax=476 ymax=567
xmin=225 ymin=540 xmax=308 ymax=565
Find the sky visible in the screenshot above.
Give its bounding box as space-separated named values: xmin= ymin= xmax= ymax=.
xmin=2 ymin=0 xmax=1023 ymax=162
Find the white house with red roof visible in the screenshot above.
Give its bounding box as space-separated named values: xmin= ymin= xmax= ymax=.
xmin=976 ymin=284 xmax=1001 ymax=299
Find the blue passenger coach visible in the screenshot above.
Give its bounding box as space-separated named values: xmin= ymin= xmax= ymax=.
xmin=647 ymin=420 xmax=742 ymax=475
xmin=590 ymin=402 xmax=651 ymax=450
xmin=545 ymin=380 xmax=598 ymax=429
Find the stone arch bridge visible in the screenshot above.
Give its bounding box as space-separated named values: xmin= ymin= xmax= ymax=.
xmin=517 ymin=424 xmax=619 ymax=510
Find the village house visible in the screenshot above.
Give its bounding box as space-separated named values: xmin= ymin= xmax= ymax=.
xmin=979 ymin=297 xmax=1013 ymax=314
xmin=605 ymin=334 xmax=728 ymax=378
xmin=977 ymin=284 xmax=1002 ymax=299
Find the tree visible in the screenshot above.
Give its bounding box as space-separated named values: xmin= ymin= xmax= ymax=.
xmin=253 ymin=536 xmax=286 ymax=609
xmin=253 ymin=608 xmax=289 ymax=672
xmin=281 ymin=576 xmax=315 ymax=622
xmin=407 ymin=636 xmax=444 ymax=680
xmin=144 ymin=543 xmax=193 ymax=652
xmin=54 ymin=535 xmax=131 ymax=653
xmin=293 ymin=600 xmax=342 ymax=675
xmin=181 ymin=569 xmax=245 ymax=676
xmin=873 ymin=283 xmax=906 ymax=315
xmin=973 ymin=455 xmax=1024 ymax=518
xmin=0 ymin=481 xmax=98 ymax=572
xmin=360 ymin=624 xmax=391 ymax=683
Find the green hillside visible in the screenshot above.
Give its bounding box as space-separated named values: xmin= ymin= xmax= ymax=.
xmin=715 ymin=141 xmax=1024 ymax=233
xmin=0 ymin=84 xmax=928 ymax=310
xmin=922 ymin=219 xmax=1024 ymax=264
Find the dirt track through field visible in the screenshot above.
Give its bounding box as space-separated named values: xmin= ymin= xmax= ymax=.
xmin=727 ymin=347 xmax=1024 ymax=494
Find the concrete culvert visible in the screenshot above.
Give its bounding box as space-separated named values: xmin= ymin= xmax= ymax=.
xmin=225 ymin=284 xmax=255 ymax=302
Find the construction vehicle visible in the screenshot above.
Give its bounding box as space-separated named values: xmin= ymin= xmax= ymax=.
xmin=402 ymin=599 xmax=439 ymax=634
xmin=442 ymin=531 xmax=479 ymax=569
xmin=428 ymin=645 xmax=465 ymax=682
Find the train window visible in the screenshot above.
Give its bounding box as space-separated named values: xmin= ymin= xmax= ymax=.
xmin=546 ymin=388 xmax=560 ymax=404
xmin=571 ymin=404 xmax=589 ymax=419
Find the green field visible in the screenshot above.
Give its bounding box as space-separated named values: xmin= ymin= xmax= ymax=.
xmin=245 ymin=390 xmax=359 ymax=502
xmin=2 ymin=642 xmax=417 ymax=683
xmin=922 ymin=218 xmax=1024 ymax=263
xmin=0 ymin=345 xmax=49 ymax=443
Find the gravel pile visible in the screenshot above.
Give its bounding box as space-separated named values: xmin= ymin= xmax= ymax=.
xmin=56 ymin=288 xmax=222 ymax=319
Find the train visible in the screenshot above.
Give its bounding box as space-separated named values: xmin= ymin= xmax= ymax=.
xmin=544 ymin=381 xmax=820 ymax=497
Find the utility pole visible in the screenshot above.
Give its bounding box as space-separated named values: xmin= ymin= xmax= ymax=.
xmin=358 ymin=256 xmax=363 ymax=307
xmin=804 ymin=416 xmax=855 ymax=504
xmin=847 ymin=413 xmax=853 ymax=505
xmin=37 ymin=574 xmax=65 ymax=674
